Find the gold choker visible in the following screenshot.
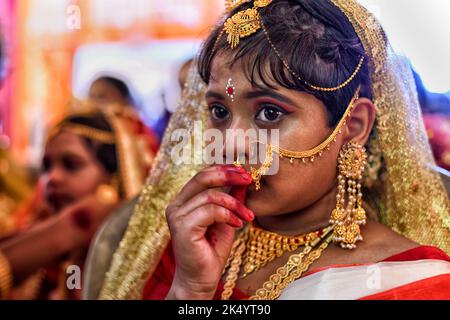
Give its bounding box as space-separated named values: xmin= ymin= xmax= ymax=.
xmin=241 ymin=223 xmax=327 ymax=278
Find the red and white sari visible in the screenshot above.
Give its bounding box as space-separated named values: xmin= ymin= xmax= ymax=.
xmin=142 ymin=243 xmax=450 ymax=300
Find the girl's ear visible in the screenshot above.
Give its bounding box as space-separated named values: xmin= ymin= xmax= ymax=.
xmin=342 ymin=98 xmax=376 ymax=145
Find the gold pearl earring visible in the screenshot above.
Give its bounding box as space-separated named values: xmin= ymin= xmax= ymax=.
xmin=330 ymin=141 xmax=367 ymax=249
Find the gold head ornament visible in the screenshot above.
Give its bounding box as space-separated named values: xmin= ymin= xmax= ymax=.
xmin=47 ymin=123 xmax=115 ymax=145
xmin=223 ymin=0 xmax=272 ymax=49
xmin=221 ymin=0 xmax=364 ymax=92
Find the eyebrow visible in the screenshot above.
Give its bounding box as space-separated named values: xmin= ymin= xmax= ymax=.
xmin=205 ymin=87 xmax=300 ymax=109
xmin=205 ymin=91 xmax=225 ymax=101
xmin=245 ymin=88 xmax=298 ymax=107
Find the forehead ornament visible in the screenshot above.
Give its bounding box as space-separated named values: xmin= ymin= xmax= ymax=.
xmin=225 ymin=78 xmax=236 ymax=102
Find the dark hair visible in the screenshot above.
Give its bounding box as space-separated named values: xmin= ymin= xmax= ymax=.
xmin=198 ymin=0 xmax=372 ymax=127
xmin=94 ymin=76 xmax=132 ymax=103
xmin=62 ymin=113 xmax=118 ymax=174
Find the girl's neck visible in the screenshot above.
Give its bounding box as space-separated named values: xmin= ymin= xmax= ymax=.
xmin=255 ymin=185 xmax=337 ymax=236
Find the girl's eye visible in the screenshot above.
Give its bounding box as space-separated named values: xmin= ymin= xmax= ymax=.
xmin=62 ymin=157 xmax=84 ymax=172
xmin=255 ymin=105 xmax=286 ymax=122
xmin=42 ymin=157 xmax=51 ymax=172
xmin=209 ymin=104 xmax=230 ymax=121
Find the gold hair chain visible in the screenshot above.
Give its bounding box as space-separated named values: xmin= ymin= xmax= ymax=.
xmin=220 ymin=0 xmax=364 ymax=92
xmin=259 ymin=20 xmax=365 ymax=92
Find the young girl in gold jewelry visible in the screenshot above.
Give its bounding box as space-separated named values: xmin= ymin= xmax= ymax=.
xmin=96 ymin=0 xmax=450 ymax=300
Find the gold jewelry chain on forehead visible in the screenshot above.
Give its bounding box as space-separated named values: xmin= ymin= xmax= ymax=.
xmin=47 ymin=123 xmax=115 ymax=145
xmin=260 ymin=19 xmax=365 ymax=92
xmin=219 ymin=0 xmax=364 ymax=92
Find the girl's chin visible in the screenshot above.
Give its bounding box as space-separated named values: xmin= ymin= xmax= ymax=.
xmin=245 ymin=183 xmax=271 ymax=213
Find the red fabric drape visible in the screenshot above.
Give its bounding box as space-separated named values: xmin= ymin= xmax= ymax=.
xmin=142 ymin=243 xmax=450 ymax=300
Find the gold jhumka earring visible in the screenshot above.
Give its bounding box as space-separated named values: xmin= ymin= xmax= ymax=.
xmin=330 ymin=142 xmax=367 ymax=249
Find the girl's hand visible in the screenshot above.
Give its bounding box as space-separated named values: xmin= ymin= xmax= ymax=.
xmin=166 ymin=165 xmax=253 ymax=300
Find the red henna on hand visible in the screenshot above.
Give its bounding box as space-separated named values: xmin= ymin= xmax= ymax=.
xmin=230 ymin=185 xmax=248 ymax=204
xmin=206 ymin=229 xmax=218 ymax=247
xmin=223 ymin=171 xmax=252 ymax=186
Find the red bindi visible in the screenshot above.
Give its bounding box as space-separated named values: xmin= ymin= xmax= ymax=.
xmin=206 ymin=230 xmax=218 ymax=247
xmin=226 ymin=78 xmax=236 ymax=102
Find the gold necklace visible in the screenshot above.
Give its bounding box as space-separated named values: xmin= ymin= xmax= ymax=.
xmin=221 ymin=226 xmax=249 ymax=300
xmin=249 ymin=229 xmax=333 ymax=300
xmin=221 ymin=225 xmax=333 ymax=300
xmin=241 ymin=223 xmax=326 ymax=278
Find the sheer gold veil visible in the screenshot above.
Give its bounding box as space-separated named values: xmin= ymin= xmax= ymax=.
xmin=99 ymin=0 xmax=450 ymax=299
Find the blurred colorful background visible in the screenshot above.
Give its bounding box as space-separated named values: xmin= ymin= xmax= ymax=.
xmin=0 ymin=0 xmax=223 ymax=166
xmin=0 ymin=0 xmax=449 ymax=168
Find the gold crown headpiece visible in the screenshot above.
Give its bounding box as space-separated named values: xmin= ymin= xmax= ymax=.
xmin=47 ymin=122 xmax=115 ymax=145
xmin=219 ymin=0 xmax=364 ymax=92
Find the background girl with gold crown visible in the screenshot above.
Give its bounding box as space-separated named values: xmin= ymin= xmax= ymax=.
xmin=0 ymin=107 xmax=155 ymax=299
xmin=94 ymin=0 xmax=450 ymax=300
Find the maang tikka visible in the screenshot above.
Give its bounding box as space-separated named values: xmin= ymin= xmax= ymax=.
xmin=226 ymin=78 xmax=236 ymax=102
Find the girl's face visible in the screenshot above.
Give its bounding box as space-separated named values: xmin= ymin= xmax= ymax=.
xmin=41 ymin=131 xmax=112 ymax=212
xmin=206 ymin=56 xmax=349 ymax=217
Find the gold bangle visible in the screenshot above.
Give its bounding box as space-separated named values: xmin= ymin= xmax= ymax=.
xmin=0 ymin=250 xmax=12 ymax=300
